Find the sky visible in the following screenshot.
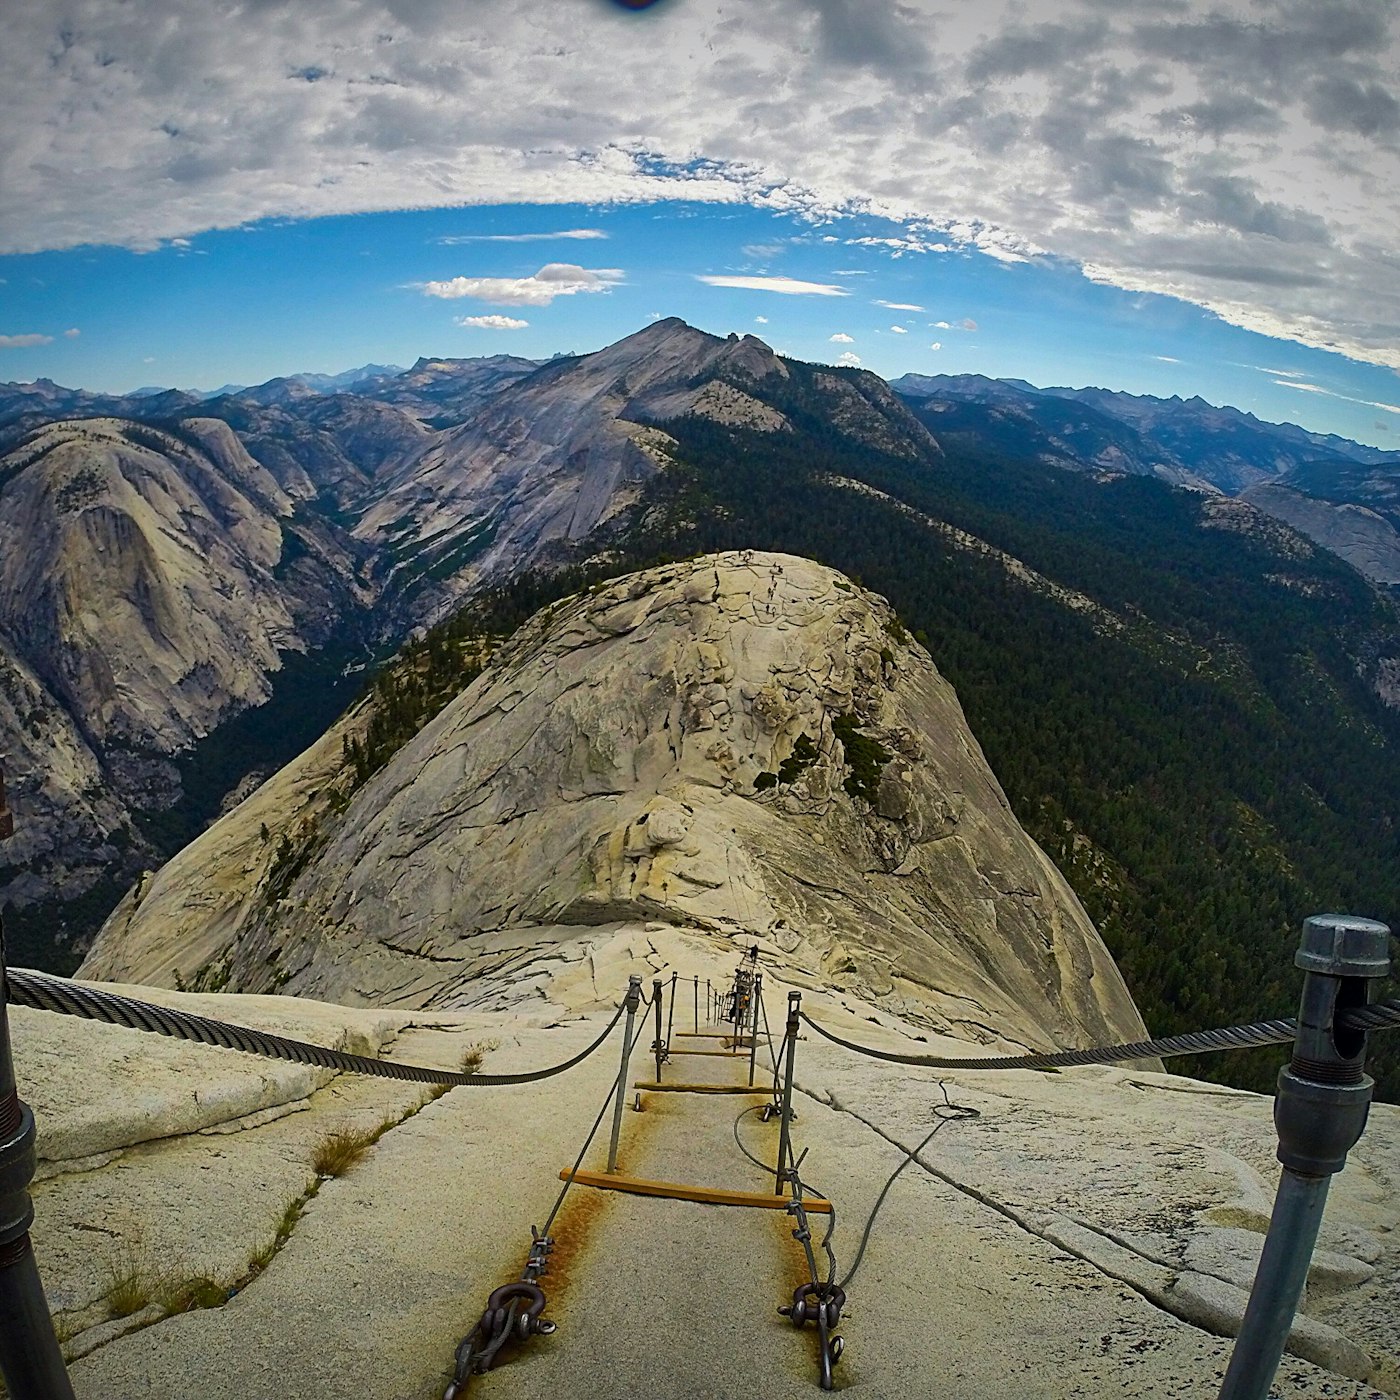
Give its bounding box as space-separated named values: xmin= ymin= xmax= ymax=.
xmin=2 ymin=0 xmax=1399 ymax=447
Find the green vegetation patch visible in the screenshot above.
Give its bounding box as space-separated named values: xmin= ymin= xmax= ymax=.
xmin=832 ymin=714 xmax=892 ymax=804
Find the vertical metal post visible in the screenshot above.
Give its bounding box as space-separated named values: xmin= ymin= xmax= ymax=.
xmin=1219 ymin=914 xmax=1391 ymax=1400
xmin=0 ymin=768 xmax=77 ymax=1400
xmin=652 ymin=979 xmax=664 ymax=1084
xmin=606 ymin=976 xmax=643 ymax=1175
xmin=748 ymin=975 xmax=762 ymax=1088
xmin=774 ymin=990 xmax=801 ymax=1194
xmin=665 ymin=971 xmax=677 ymax=1056
xmin=693 ymin=976 xmax=699 ymax=1034
xmin=706 ymin=980 xmax=712 ymax=1024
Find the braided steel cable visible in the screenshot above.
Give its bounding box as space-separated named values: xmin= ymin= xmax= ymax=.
xmin=8 ymin=968 xmax=624 ymax=1087
xmin=801 ymin=999 xmax=1400 ymax=1072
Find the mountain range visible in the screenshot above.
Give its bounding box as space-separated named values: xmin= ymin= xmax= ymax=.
xmin=1 ymin=319 xmax=1397 ymax=1097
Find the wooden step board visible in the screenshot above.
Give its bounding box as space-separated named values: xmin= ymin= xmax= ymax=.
xmin=558 ymin=1167 xmax=831 ymax=1213
xmin=677 ymin=1032 xmax=753 ymax=1041
xmin=667 ymin=1047 xmax=751 ymax=1057
xmin=634 ymin=1081 xmax=764 ymax=1094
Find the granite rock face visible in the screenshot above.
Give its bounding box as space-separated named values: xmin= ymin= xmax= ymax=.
xmin=0 ymin=417 xmax=370 ymax=925
xmin=1241 ymin=482 xmax=1400 ymax=586
xmin=86 ymin=551 xmax=1145 ymax=1055
xmin=18 ymin=932 xmax=1400 ymax=1399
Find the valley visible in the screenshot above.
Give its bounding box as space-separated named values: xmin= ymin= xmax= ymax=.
xmin=2 ymin=319 xmax=1397 ymax=1098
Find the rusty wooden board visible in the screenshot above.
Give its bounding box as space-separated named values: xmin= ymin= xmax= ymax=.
xmin=558 ymin=1167 xmax=831 ymax=1213
xmin=633 ymin=1082 xmax=764 ymax=1094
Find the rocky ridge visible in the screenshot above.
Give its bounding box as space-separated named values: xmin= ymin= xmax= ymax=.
xmin=86 ymin=551 xmax=1144 ymax=1057
xmin=356 ymin=319 xmax=938 ymax=627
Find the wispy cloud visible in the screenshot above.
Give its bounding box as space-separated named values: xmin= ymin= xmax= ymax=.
xmin=754 ymin=315 xmax=769 ymax=324
xmin=457 ymin=314 xmax=529 ymax=329
xmin=876 ymin=300 xmax=925 ymax=312
xmin=829 ymin=332 xmax=854 ymax=343
xmin=890 ymin=325 xmax=908 ymax=334
xmin=438 ymin=229 xmax=608 ymax=244
xmin=960 ymin=318 xmax=978 ymax=332
xmin=420 ymin=263 xmax=622 ymax=306
xmin=696 ymin=275 xmax=849 ymax=297
xmin=1153 ymin=354 xmax=1181 ymax=363
xmin=0 ymin=332 xmax=52 ymax=348
xmin=63 ymin=327 xmax=80 ymax=338
xmin=1272 ymin=379 xmax=1400 ymax=414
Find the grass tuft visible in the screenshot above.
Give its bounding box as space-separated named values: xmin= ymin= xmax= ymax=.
xmin=310 ymin=1125 xmax=380 ymax=1178
xmin=104 ymin=1260 xmax=153 ymax=1320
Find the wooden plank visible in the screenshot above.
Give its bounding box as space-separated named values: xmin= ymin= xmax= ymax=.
xmin=633 ymin=1081 xmax=764 ymax=1094
xmin=668 ymin=1048 xmax=749 ymax=1057
xmin=677 ymin=1032 xmax=752 ymax=1041
xmin=558 ymin=1167 xmax=831 ymax=1213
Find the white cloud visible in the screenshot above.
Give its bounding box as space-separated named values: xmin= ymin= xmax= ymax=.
xmin=696 ymin=275 xmax=849 ymax=297
xmin=5 ymin=0 xmax=1400 ymax=367
xmin=439 ymin=228 xmax=607 ymax=244
xmin=933 ymin=321 xmax=952 ymax=329
xmin=890 ymin=325 xmax=907 ymax=334
xmin=0 ymin=333 xmax=52 ymax=348
xmin=837 ymin=351 xmax=861 ymax=366
xmin=754 ymin=315 xmax=769 ymax=324
xmin=960 ymin=318 xmax=978 ymax=332
xmin=457 ymin=314 xmax=529 ymax=330
xmin=63 ymin=327 xmax=80 ymax=338
xmin=420 ymin=263 xmax=622 ymax=305
xmin=829 ymin=332 xmax=854 ymax=343
xmin=930 ymin=342 xmax=943 ymax=351
xmin=1153 ymin=354 xmax=1181 ymax=363
xmin=876 ymin=300 xmax=925 ymax=312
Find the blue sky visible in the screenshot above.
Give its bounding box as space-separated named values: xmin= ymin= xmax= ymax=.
xmin=3 ymin=199 xmax=1397 ymax=448
xmin=3 ymin=1 xmax=1399 ymax=448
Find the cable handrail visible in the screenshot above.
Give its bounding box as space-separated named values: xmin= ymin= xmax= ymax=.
xmin=800 ymin=1000 xmax=1400 ymax=1072
xmin=6 ymin=967 xmax=625 ymax=1087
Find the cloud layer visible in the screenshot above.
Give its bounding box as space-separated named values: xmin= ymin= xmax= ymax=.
xmin=4 ymin=0 xmax=1399 ymax=365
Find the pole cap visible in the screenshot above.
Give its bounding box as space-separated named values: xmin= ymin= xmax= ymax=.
xmin=1296 ymin=914 xmax=1391 ymax=978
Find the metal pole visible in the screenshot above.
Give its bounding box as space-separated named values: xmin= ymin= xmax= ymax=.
xmin=1219 ymin=914 xmax=1391 ymax=1400
xmin=652 ymin=979 xmax=664 ymax=1085
xmin=706 ymin=980 xmax=712 ymax=1025
xmin=0 ymin=768 xmax=77 ymax=1400
xmin=774 ymin=990 xmax=801 ymax=1194
xmin=665 ymin=971 xmax=677 ymax=1056
xmin=606 ymin=976 xmax=643 ymax=1174
xmin=693 ymin=976 xmax=699 ymax=1034
xmin=748 ymin=975 xmax=762 ymax=1088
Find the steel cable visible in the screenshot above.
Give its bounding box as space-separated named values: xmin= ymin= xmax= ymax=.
xmin=542 ymin=1010 xmax=652 ymax=1237
xmin=8 ymin=967 xmax=625 ymax=1087
xmin=800 ymin=999 xmax=1400 ymax=1072
xmin=837 ymin=1082 xmax=978 ymax=1291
